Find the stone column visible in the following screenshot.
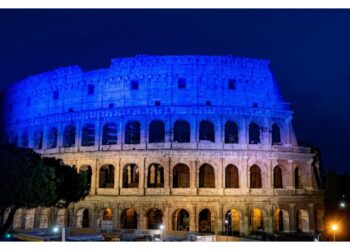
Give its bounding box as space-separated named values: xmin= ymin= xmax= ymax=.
xmin=115 ymin=159 xmax=120 ymax=194
xmin=113 ymin=205 xmax=119 ymax=230
xmin=242 ymin=204 xmax=250 ymax=236
xmin=190 ymin=205 xmax=196 ymax=232
xmin=34 ymin=208 xmax=41 ymax=229
xmin=75 ymin=122 xmax=81 ymax=150
xmin=308 ymin=203 xmax=315 ymax=233
xmin=91 ymin=159 xmax=98 ymax=195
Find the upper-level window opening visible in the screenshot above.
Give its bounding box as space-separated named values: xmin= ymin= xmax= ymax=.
xmin=205 ymin=100 xmax=211 ymax=106
xmin=108 ymin=103 xmax=114 ymax=109
xmin=87 ymin=84 xmax=95 ymax=95
xmin=53 ymin=90 xmax=59 ymax=100
xmin=178 ymin=78 xmax=186 ymax=89
xmin=272 ymin=124 xmax=282 ymax=145
xmin=27 ymin=98 xmax=31 ymax=106
xmin=228 ymin=79 xmax=236 ymax=90
xmin=68 ymin=108 xmax=74 ymax=112
xmin=155 ymin=101 xmax=161 ymax=106
xmin=131 ymin=80 xmax=139 ymax=90
xmin=253 ymin=102 xmax=258 ymax=108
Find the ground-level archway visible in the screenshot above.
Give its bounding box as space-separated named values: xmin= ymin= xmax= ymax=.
xmin=225 ymin=209 xmax=241 ymax=236
xmin=97 ymin=208 xmax=113 ymax=231
xmin=250 ymin=208 xmax=263 ymax=232
xmin=147 ymin=208 xmax=163 ymax=229
xmin=39 ymin=208 xmax=52 ymax=228
xmin=273 ymin=208 xmax=289 ymax=233
xmin=296 ymin=209 xmax=309 ymax=232
xmin=172 ymin=209 xmax=190 ymax=231
xmin=120 ymin=208 xmax=138 ymax=229
xmin=56 ymin=208 xmax=69 ymax=227
xmin=24 ymin=209 xmax=36 ymax=229
xmin=198 ymin=208 xmax=211 ymax=233
xmin=76 ymin=208 xmax=90 ymax=228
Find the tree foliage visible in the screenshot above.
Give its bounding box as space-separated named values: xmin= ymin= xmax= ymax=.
xmin=0 ymin=143 xmax=88 ymax=237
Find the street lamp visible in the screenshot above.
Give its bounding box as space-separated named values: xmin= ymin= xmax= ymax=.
xmin=52 ymin=226 xmax=66 ymax=241
xmin=331 ymin=224 xmax=338 ymax=242
xmin=160 ymin=224 xmax=164 ymax=241
xmin=339 ymin=201 xmax=346 ymax=209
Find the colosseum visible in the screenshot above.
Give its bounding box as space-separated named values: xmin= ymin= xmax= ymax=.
xmin=2 ymin=55 xmax=324 ymax=237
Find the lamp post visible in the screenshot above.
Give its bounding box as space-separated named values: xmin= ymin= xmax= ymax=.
xmin=160 ymin=224 xmax=164 ymax=241
xmin=53 ymin=226 xmax=66 ymax=241
xmin=331 ymin=224 xmax=338 ymax=242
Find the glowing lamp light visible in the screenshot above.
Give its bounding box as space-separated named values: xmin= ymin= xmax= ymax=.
xmin=331 ymin=224 xmax=338 ymax=231
xmin=53 ymin=226 xmax=59 ymax=233
xmin=4 ymin=233 xmax=12 ymax=239
xmin=339 ymin=201 xmax=346 ymax=208
xmin=160 ymin=224 xmax=164 ymax=230
xmin=225 ymin=220 xmax=228 ymax=224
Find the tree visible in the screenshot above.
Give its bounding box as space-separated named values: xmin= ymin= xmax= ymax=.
xmin=0 ymin=143 xmax=88 ymax=238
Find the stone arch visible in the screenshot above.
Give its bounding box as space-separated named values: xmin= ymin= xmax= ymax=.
xmin=314 ymin=207 xmax=324 ymax=233
xmin=147 ymin=208 xmax=163 ymax=229
xmin=63 ymin=124 xmax=76 ymax=148
xmin=273 ymin=208 xmax=289 ymax=233
xmin=225 ymin=121 xmax=239 ymax=144
xmin=33 ymin=129 xmax=43 ymax=149
xmin=125 ymin=120 xmax=140 ymax=144
xmin=99 ymin=164 xmax=115 ymax=188
xmin=81 ymin=123 xmax=95 ymax=146
xmin=250 ymin=208 xmax=264 ymax=232
xmin=198 ymin=208 xmax=212 ymax=233
xmin=149 ymin=120 xmax=165 ymax=143
xmin=97 ymin=208 xmax=113 ymax=231
xmin=250 ymin=165 xmax=262 ymax=188
xmin=249 ymin=122 xmax=260 ymax=144
xmin=272 ymin=123 xmax=281 ymax=145
xmin=76 ymin=208 xmax=90 ymax=228
xmin=199 ymin=120 xmax=215 ymax=142
xmin=225 ymin=164 xmax=239 ymax=188
xmin=80 ymin=165 xmax=92 ymax=191
xmin=120 ymin=208 xmax=138 ymax=229
xmin=173 ymin=163 xmax=190 ymax=188
xmin=39 ymin=208 xmax=52 ymax=228
xmin=295 ymin=167 xmax=301 ymax=189
xmin=24 ymin=208 xmax=36 ymax=229
xmin=122 ymin=163 xmax=139 ymax=188
xmin=147 ymin=163 xmax=164 ymax=188
xmin=273 ymin=165 xmax=283 ymax=188
xmin=225 ymin=208 xmax=241 ymax=235
xmin=21 ymin=131 xmax=29 ymax=148
xmin=102 ymin=122 xmax=118 ymax=145
xmin=199 ymin=164 xmax=215 ymax=188
xmin=296 ymin=209 xmax=309 ymax=232
xmin=47 ymin=127 xmax=58 ymax=149
xmin=174 ymin=120 xmax=190 ymax=143
xmin=56 ymin=208 xmax=69 ymax=227
xmin=172 ymin=209 xmax=190 ymax=231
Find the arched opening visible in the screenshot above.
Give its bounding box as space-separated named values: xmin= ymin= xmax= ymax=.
xmin=147 ymin=163 xmax=164 ymax=188
xmin=24 ymin=209 xmax=36 ymax=229
xmin=172 ymin=209 xmax=189 ymax=231
xmin=273 ymin=166 xmax=283 ymax=188
xmin=225 ymin=209 xmax=240 ymax=236
xmin=250 ymin=208 xmax=263 ymax=232
xmin=250 ymin=165 xmax=262 ymax=188
xmin=79 ymin=165 xmax=92 ymax=191
xmin=173 ymin=163 xmax=190 ymax=188
xmin=273 ymin=209 xmax=289 ymax=233
xmin=295 ymin=167 xmax=300 ymax=189
xmin=81 ymin=123 xmax=95 ymax=146
xmin=125 ymin=121 xmax=140 ymax=144
xmin=33 ymin=130 xmax=43 ymax=149
xmin=47 ymin=127 xmax=58 ymax=149
xmin=63 ymin=125 xmax=76 ymax=148
xmin=314 ymin=208 xmax=324 ymax=233
xmin=56 ymin=208 xmax=69 ymax=227
xmin=21 ymin=131 xmax=29 ymax=148
xmin=225 ymin=164 xmax=239 ymax=188
xmin=225 ymin=121 xmax=239 ymax=144
xmin=296 ymin=209 xmax=309 ymax=233
xmin=198 ymin=209 xmax=211 ymax=233
xmin=99 ymin=164 xmax=115 ymax=188
xmin=174 ymin=120 xmax=190 ymax=143
xmin=122 ymin=164 xmax=139 ymax=188
xmin=199 ymin=164 xmax=215 ymax=188
xmin=97 ymin=208 xmax=113 ymax=231
xmin=199 ymin=120 xmax=215 ymax=142
xmin=76 ymin=208 xmax=89 ymax=228
xmin=120 ymin=208 xmax=138 ymax=229
xmin=272 ymin=124 xmax=281 ymax=145
xmin=249 ymin=122 xmax=260 ymax=144
xmin=149 ymin=120 xmax=165 ymax=143
xmin=147 ymin=208 xmax=163 ymax=229
xmin=39 ymin=208 xmax=52 ymax=228
xmin=102 ymin=123 xmax=118 ymax=145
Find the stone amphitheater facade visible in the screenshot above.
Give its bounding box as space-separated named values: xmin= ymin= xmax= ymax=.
xmin=3 ymin=55 xmax=324 ymax=236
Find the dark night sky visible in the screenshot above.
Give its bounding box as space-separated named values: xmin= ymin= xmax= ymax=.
xmin=0 ymin=9 xmax=349 ymax=174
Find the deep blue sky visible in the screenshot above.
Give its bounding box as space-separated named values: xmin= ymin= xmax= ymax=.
xmin=0 ymin=9 xmax=349 ymax=174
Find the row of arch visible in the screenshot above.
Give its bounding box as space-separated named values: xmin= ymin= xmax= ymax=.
xmin=11 ymin=206 xmax=323 ymax=234
xmin=10 ymin=120 xmax=283 ymax=149
xmin=81 ymin=163 xmax=302 ymax=189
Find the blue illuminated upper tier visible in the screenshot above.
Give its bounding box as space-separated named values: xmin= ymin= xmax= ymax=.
xmin=3 ymin=55 xmax=289 ymax=126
